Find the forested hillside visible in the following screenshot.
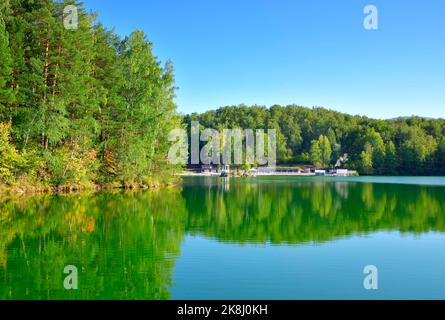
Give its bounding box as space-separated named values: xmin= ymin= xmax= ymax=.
xmin=0 ymin=0 xmax=181 ymax=191
xmin=1 ymin=1 xmax=443 ymax=193
xmin=186 ymin=105 xmax=445 ymax=175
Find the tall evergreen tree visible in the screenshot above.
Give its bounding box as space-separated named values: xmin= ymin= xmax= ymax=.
xmin=0 ymin=14 xmax=14 ymax=118
xmin=0 ymin=0 xmax=182 ymax=189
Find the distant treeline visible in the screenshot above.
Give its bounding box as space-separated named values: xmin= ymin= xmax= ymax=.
xmin=0 ymin=0 xmax=181 ymax=190
xmin=185 ymin=105 xmax=445 ymax=175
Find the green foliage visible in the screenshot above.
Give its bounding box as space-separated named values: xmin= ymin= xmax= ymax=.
xmin=437 ymin=138 xmax=445 ymax=175
xmin=359 ymin=143 xmax=374 ymax=175
xmin=309 ymin=139 xmax=322 ymax=167
xmin=188 ymin=105 xmax=445 ymax=175
xmin=399 ymin=126 xmax=438 ymax=175
xmin=318 ymin=135 xmax=332 ymax=167
xmin=44 ymin=143 xmax=98 ymax=186
xmin=0 ymin=1 xmax=181 ymax=189
xmin=384 ymin=141 xmax=397 ymax=175
xmin=182 ymin=177 xmax=445 ymax=243
xmin=0 ymin=188 xmax=187 ymax=299
xmin=0 ymin=123 xmax=20 ymax=183
xmin=0 ymin=16 xmax=14 ymax=114
xmin=104 ymin=31 xmax=179 ymax=185
xmin=2 ymin=179 xmax=445 ymax=298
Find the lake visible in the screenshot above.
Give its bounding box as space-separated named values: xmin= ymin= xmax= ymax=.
xmin=1 ymin=176 xmax=445 ymax=299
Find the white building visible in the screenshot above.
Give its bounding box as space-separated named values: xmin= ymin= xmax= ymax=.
xmin=336 ymin=169 xmax=349 ymax=177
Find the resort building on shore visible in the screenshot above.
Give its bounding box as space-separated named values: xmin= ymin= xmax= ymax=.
xmin=184 ymin=164 xmax=357 ymax=177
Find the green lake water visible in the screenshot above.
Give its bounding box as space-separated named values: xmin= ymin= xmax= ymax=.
xmin=1 ymin=176 xmax=445 ymax=299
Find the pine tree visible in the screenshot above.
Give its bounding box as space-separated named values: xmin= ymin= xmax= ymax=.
xmin=1 ymin=1 xmax=181 ymax=188
xmin=0 ymin=14 xmax=14 ymax=119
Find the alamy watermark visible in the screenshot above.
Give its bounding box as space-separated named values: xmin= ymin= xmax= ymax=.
xmin=363 ymin=265 xmax=378 ymax=290
xmin=63 ymin=5 xmax=78 ymax=30
xmin=63 ymin=265 xmax=78 ymax=290
xmin=168 ymin=121 xmax=276 ymax=167
xmin=363 ymin=5 xmax=378 ymax=30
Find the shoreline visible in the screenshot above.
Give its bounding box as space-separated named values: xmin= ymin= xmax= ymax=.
xmin=0 ymin=181 xmax=182 ymax=197
xmin=178 ymin=172 xmax=316 ymax=177
xmin=177 ymin=172 xmax=354 ymax=177
xmin=3 ymin=174 xmax=445 ymax=197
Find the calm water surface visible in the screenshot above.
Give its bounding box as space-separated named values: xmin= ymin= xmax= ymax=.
xmin=1 ymin=176 xmax=445 ymax=299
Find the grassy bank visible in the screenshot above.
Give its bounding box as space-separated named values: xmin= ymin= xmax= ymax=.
xmin=0 ymin=176 xmax=182 ymax=196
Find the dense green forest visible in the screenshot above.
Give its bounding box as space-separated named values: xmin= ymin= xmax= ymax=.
xmin=1 ymin=1 xmax=444 ymax=193
xmin=0 ymin=0 xmax=181 ymax=191
xmin=185 ymin=105 xmax=445 ymax=175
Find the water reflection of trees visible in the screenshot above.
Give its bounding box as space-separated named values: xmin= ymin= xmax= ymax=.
xmin=0 ymin=189 xmax=187 ymax=299
xmin=182 ymin=179 xmax=445 ymax=243
xmin=1 ymin=179 xmax=445 ymax=299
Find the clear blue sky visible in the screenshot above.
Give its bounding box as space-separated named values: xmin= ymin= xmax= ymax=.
xmin=82 ymin=0 xmax=445 ymax=119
